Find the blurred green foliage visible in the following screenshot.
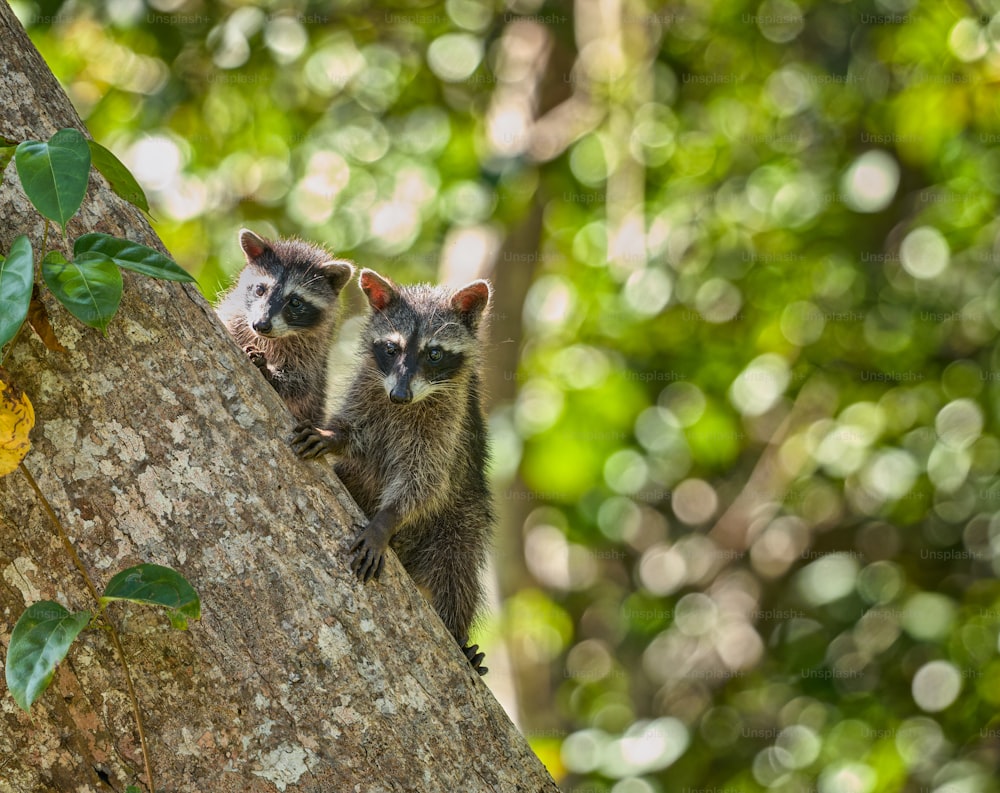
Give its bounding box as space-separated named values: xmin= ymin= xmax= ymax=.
xmin=16 ymin=0 xmax=1000 ymax=790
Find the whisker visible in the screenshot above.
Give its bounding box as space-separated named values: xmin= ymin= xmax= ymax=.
xmin=427 ymin=321 xmax=463 ymax=345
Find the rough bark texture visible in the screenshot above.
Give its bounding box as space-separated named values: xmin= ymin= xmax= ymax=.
xmin=0 ymin=6 xmax=561 ymax=792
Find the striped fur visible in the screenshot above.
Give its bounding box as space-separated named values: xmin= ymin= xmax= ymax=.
xmin=293 ymin=268 xmax=494 ymax=673
xmin=216 ymin=229 xmax=354 ymax=424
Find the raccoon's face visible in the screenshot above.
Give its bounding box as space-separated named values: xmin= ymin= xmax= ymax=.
xmin=237 ymin=230 xmax=354 ymax=340
xmin=243 ymin=270 xmax=326 ymax=339
xmin=359 ymin=269 xmax=491 ymax=405
xmin=372 ymin=332 xmax=468 ymax=404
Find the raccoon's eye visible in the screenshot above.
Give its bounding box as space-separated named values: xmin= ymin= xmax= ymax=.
xmin=288 ymin=297 xmax=303 ymax=310
xmin=384 ymin=341 xmax=399 ymax=356
xmin=427 ymin=346 xmax=443 ymax=363
xmin=253 ymin=284 xmax=267 ymax=297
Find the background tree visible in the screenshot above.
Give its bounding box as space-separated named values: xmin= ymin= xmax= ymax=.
xmin=8 ymin=0 xmax=1000 ymax=791
xmin=0 ymin=4 xmax=560 ymax=791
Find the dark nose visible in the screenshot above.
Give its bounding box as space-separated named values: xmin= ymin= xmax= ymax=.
xmin=389 ymin=382 xmax=412 ymax=404
xmin=253 ymin=319 xmax=272 ymax=334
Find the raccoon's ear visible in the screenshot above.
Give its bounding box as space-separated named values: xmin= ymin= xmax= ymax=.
xmin=359 ymin=269 xmax=399 ymax=312
xmin=239 ymin=229 xmax=270 ymax=261
xmin=451 ymin=280 xmax=491 ymax=329
xmin=322 ymin=260 xmax=355 ymax=295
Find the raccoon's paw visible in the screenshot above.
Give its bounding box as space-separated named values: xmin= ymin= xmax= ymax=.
xmin=245 ymin=346 xmax=273 ymax=380
xmin=460 ymin=639 xmax=488 ymax=676
xmin=291 ymin=419 xmax=349 ymax=458
xmin=349 ymin=530 xmax=386 ymax=583
xmin=291 ymin=422 xmax=338 ymax=458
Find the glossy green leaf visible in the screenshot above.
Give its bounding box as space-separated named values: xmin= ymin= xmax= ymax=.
xmin=5 ymin=601 xmax=91 ymax=712
xmin=100 ymin=564 xmax=201 ymax=629
xmin=14 ymin=128 xmax=91 ymax=229
xmin=87 ymin=140 xmax=150 ymax=214
xmin=0 ymin=235 xmax=34 ymax=350
xmin=41 ymin=250 xmax=122 ymax=334
xmin=74 ymin=233 xmax=193 ymax=282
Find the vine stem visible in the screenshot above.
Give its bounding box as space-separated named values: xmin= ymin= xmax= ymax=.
xmin=40 ymin=218 xmax=50 ymax=262
xmin=0 ymin=322 xmax=25 ymax=366
xmin=18 ymin=461 xmax=156 ymax=793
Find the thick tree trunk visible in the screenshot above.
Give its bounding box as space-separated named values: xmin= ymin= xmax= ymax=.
xmin=0 ymin=5 xmax=560 ymax=792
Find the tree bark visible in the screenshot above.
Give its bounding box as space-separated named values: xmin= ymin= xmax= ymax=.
xmin=0 ymin=6 xmax=561 ymax=792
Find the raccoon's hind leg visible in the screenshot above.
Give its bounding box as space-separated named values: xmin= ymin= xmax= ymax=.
xmin=462 ymin=641 xmax=487 ymax=676
xmin=408 ymin=549 xmax=488 ymax=675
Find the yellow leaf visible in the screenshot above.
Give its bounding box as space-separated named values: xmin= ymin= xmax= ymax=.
xmin=0 ymin=369 xmax=34 ymax=476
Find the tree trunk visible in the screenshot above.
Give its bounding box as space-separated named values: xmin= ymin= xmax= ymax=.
xmin=0 ymin=6 xmax=561 ymax=792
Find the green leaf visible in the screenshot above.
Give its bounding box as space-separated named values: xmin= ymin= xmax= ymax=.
xmin=74 ymin=233 xmax=193 ymax=282
xmin=100 ymin=564 xmax=201 ymax=629
xmin=5 ymin=601 xmax=91 ymax=712
xmin=0 ymin=235 xmax=34 ymax=350
xmin=42 ymin=250 xmax=122 ymax=334
xmin=87 ymin=140 xmax=150 ymax=214
xmin=14 ymin=128 xmax=91 ymax=230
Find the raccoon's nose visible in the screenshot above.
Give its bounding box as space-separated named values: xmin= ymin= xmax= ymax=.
xmin=253 ymin=319 xmax=273 ymax=334
xmin=389 ymin=384 xmax=412 ymax=404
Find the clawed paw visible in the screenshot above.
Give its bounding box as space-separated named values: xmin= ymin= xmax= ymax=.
xmin=350 ymin=533 xmax=386 ymax=582
xmin=461 ymin=641 xmax=488 ymax=675
xmin=245 ymin=346 xmax=269 ymax=373
xmin=290 ymin=420 xmax=348 ymax=458
xmin=290 ymin=422 xmax=337 ymax=458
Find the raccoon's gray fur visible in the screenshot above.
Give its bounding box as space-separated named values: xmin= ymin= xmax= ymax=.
xmin=292 ymin=268 xmax=495 ymax=674
xmin=216 ymin=229 xmax=354 ymax=424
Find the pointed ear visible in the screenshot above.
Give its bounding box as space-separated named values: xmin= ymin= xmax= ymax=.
xmin=451 ymin=279 xmax=491 ymax=329
xmin=322 ymin=260 xmax=355 ymax=295
xmin=359 ymin=269 xmax=398 ymax=312
xmin=239 ymin=229 xmax=270 ymax=261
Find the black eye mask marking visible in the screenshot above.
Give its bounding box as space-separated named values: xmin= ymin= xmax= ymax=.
xmin=283 ymin=295 xmax=323 ymax=329
xmin=423 ymin=347 xmax=464 ymax=382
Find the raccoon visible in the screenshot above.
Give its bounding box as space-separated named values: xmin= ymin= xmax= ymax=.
xmin=291 ymin=268 xmax=495 ymax=675
xmin=216 ymin=229 xmax=354 ymax=424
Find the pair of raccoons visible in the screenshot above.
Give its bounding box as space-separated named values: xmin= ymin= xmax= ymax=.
xmin=216 ymin=230 xmax=494 ymax=675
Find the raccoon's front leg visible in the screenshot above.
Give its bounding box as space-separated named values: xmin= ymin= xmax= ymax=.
xmin=350 ymin=505 xmax=401 ymax=582
xmin=245 ymin=345 xmax=274 ymax=383
xmin=290 ymin=418 xmax=350 ymax=458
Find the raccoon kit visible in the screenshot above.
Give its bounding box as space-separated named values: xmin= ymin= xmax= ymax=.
xmin=292 ymin=269 xmax=495 ymax=674
xmin=216 ymin=230 xmax=354 ymax=424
